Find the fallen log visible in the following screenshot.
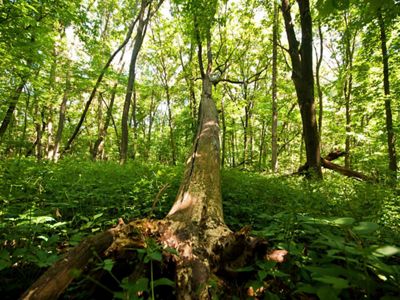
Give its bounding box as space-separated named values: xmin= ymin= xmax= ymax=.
xmin=320 ymin=158 xmax=371 ymax=181
xmin=295 ymin=150 xmax=371 ymax=181
xmin=21 ymin=229 xmax=117 ymax=300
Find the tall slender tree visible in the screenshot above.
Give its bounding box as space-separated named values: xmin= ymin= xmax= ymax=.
xmin=378 ymin=10 xmax=397 ymax=176
xmin=281 ymin=0 xmax=322 ymax=178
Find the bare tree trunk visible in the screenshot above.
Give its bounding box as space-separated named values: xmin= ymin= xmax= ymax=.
xmin=120 ymin=0 xmax=150 ymax=164
xmin=221 ymin=96 xmax=227 ymax=168
xmin=53 ymin=71 xmax=70 ymax=162
xmin=34 ymin=102 xmax=45 ymax=162
xmin=145 ymin=91 xmax=156 ymax=159
xmin=179 ymin=46 xmax=197 ymax=136
xmin=165 ymin=25 xmax=231 ymax=297
xmin=281 ymin=0 xmax=322 ymax=178
xmin=259 ymin=120 xmax=266 ymax=170
xmin=378 ymin=11 xmax=397 ymax=176
xmin=165 ymin=84 xmax=176 ymax=165
xmin=344 ymin=80 xmax=352 ymax=168
xmin=92 ymin=89 xmax=113 ymax=160
xmin=231 ymin=119 xmax=236 ymax=167
xmin=343 ymin=13 xmax=356 ymax=169
xmin=315 ymin=24 xmax=323 ymax=140
xmin=271 ymin=0 xmax=279 ymax=173
xmin=0 ymin=81 xmax=26 ymax=141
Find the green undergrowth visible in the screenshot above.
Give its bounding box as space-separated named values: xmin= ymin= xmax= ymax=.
xmin=0 ymin=158 xmax=399 ymax=299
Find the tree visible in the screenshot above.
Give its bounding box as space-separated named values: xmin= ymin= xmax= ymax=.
xmin=377 ymin=9 xmax=397 ymax=176
xmin=281 ymin=0 xmax=322 ymax=178
xmin=22 ymin=1 xmax=285 ymax=298
xmin=120 ymin=0 xmax=155 ymax=164
xmin=271 ymin=0 xmax=279 ymax=172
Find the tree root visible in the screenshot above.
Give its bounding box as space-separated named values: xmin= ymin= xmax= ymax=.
xmin=22 ymin=219 xmax=288 ymax=300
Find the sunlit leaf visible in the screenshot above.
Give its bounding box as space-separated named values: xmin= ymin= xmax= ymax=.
xmin=373 ymin=246 xmax=400 ymax=257
xmin=153 ymin=277 xmax=175 ymax=287
xmin=352 ymin=222 xmax=379 ymax=234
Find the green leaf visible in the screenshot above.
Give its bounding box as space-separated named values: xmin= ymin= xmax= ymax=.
xmin=373 ymin=246 xmax=399 ymax=257
xmin=103 ymin=259 xmax=114 ymax=272
xmin=0 ymin=250 xmax=11 ymax=271
xmin=121 ymin=277 xmax=149 ymax=293
xmin=148 ymin=251 xmax=162 ymax=262
xmin=153 ymin=277 xmax=175 ymax=287
xmin=295 ymin=283 xmax=317 ymax=294
xmin=258 ymin=270 xmax=267 ymax=281
xmin=164 ymin=247 xmax=179 ymax=256
xmin=317 ymin=285 xmax=339 ymax=300
xmin=353 ymin=222 xmax=379 ymax=235
xmin=314 ymin=275 xmax=349 ymax=289
xmin=93 ymin=213 xmax=103 ymax=220
xmin=332 ymin=217 xmax=355 ymax=226
xmin=134 ymin=277 xmax=149 ymax=291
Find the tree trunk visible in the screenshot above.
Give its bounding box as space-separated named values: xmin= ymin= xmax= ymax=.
xmin=165 ymin=85 xmax=176 ymax=165
xmin=344 ymin=79 xmax=352 ymax=169
xmin=0 ymin=80 xmax=26 ymax=141
xmin=53 ymin=71 xmax=70 ymax=162
xmin=259 ymin=120 xmax=266 ymax=170
xmin=164 ymin=25 xmax=232 ymax=296
xmin=342 ymin=12 xmax=356 ymax=169
xmin=92 ymin=87 xmax=116 ymax=160
xmin=231 ymin=119 xmax=236 ymax=167
xmin=145 ymin=91 xmax=156 ymax=160
xmin=179 ymin=46 xmax=197 ymax=137
xmin=23 ymin=3 xmax=287 ymax=299
xmin=281 ymin=0 xmax=322 ymax=178
xmin=315 ymin=24 xmax=323 ymax=140
xmin=271 ymin=0 xmax=279 ymax=173
xmin=221 ymin=96 xmax=227 ymax=168
xmin=120 ymin=0 xmax=150 ymax=164
xmin=378 ymin=11 xmax=397 ymax=176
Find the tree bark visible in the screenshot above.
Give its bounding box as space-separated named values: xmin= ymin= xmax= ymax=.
xmin=53 ymin=72 xmax=70 ymax=162
xmin=120 ymin=0 xmax=150 ymax=164
xmin=315 ymin=24 xmax=323 ymax=140
xmin=378 ymin=11 xmax=397 ymax=176
xmin=145 ymin=91 xmax=156 ymax=159
xmin=342 ymin=12 xmax=356 ymax=169
xmin=21 ymin=229 xmax=117 ymax=300
xmin=221 ymin=95 xmax=227 ymax=168
xmin=164 ymin=26 xmax=232 ymax=297
xmin=281 ymin=0 xmax=322 ymax=178
xmin=0 ymin=80 xmax=26 ymax=141
xmin=92 ymin=87 xmax=117 ymax=160
xmin=271 ymin=0 xmax=279 ymax=173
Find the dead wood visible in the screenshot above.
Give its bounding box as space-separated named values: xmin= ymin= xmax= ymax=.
xmin=22 ymin=217 xmax=287 ymax=300
xmin=323 ymin=150 xmax=346 ymax=161
xmin=320 ymin=158 xmax=371 ymax=181
xmin=21 ymin=229 xmax=117 ymax=300
xmin=295 ymin=150 xmax=371 ymax=181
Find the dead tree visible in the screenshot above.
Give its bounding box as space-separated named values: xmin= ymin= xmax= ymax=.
xmin=22 ymin=5 xmax=287 ymax=300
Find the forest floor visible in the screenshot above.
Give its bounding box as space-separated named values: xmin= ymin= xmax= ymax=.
xmin=0 ymin=158 xmax=399 ymax=299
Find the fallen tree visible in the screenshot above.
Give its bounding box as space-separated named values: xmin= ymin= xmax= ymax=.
xmin=297 ymin=150 xmax=372 ymax=181
xmin=21 ymin=73 xmax=286 ymax=299
xmin=22 ymin=5 xmax=287 ymax=299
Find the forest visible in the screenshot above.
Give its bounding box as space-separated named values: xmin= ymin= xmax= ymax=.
xmin=0 ymin=0 xmax=399 ymax=299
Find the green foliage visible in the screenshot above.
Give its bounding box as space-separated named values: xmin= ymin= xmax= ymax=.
xmin=0 ymin=159 xmax=399 ymax=298
xmin=222 ymin=170 xmax=399 ymax=299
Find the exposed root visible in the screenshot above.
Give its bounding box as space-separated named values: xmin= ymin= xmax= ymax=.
xmin=22 ymin=219 xmax=288 ymax=300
